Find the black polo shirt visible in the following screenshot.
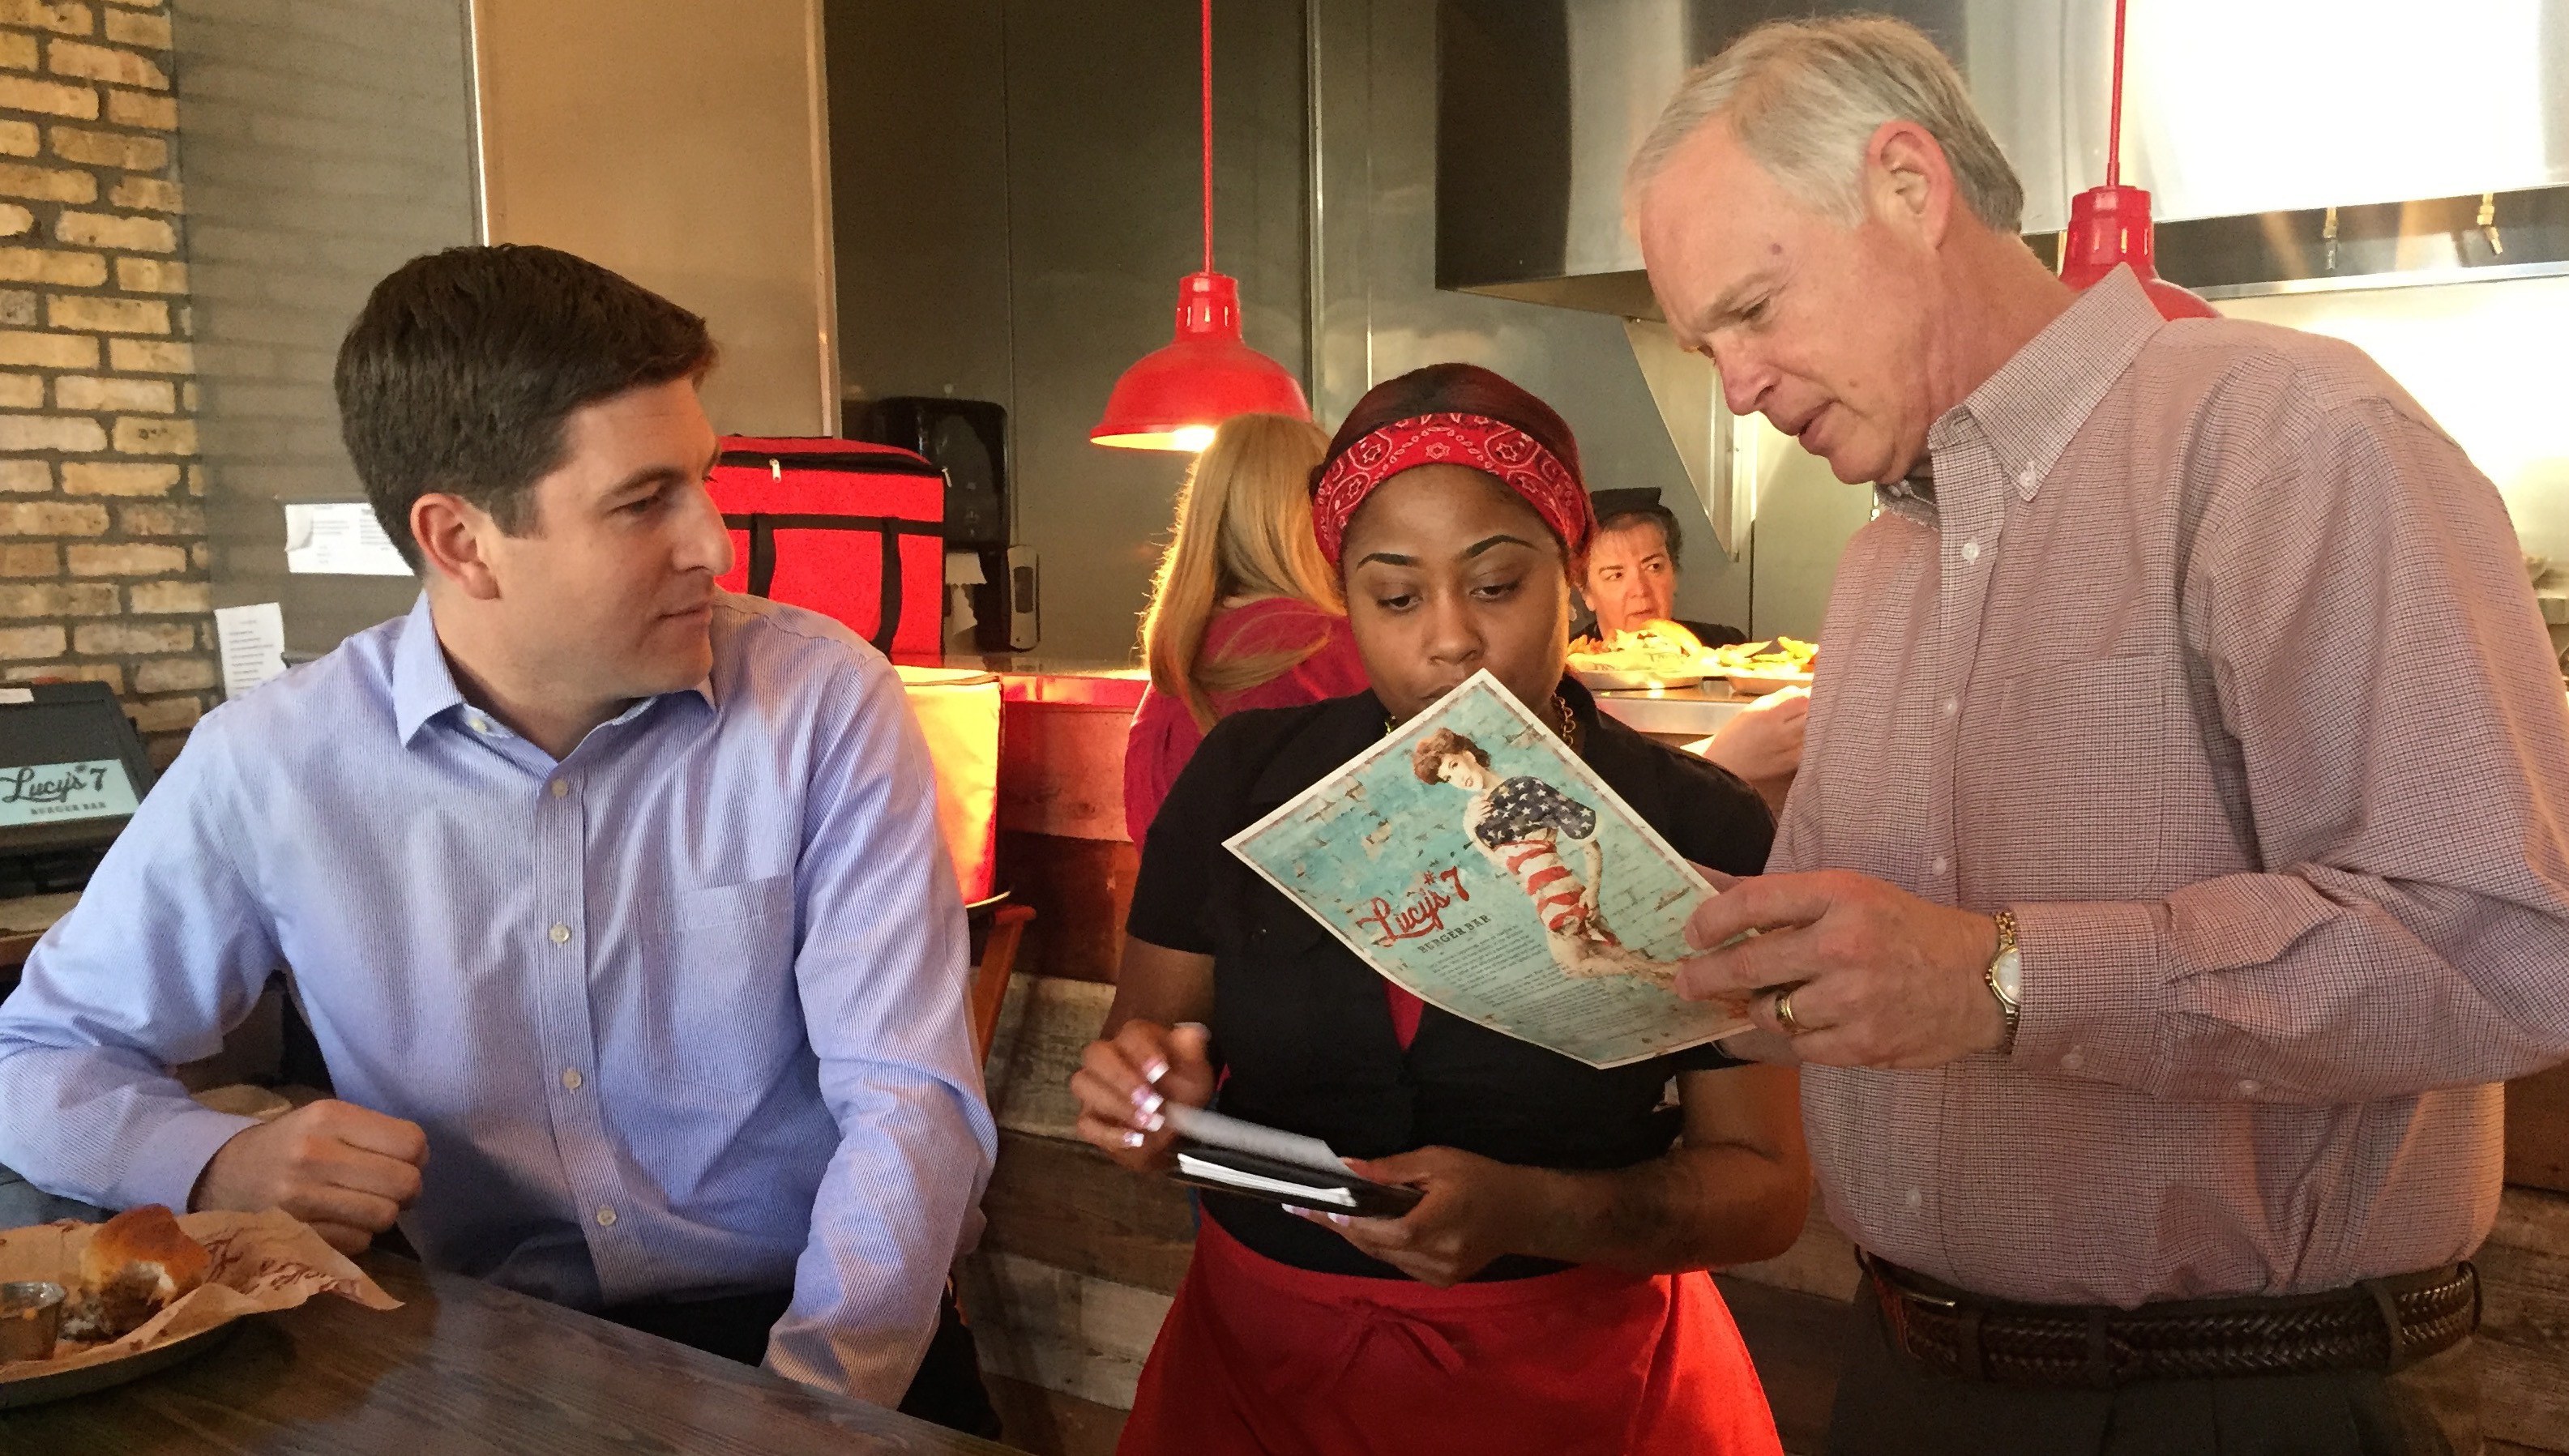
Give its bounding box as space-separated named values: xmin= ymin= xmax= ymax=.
xmin=1127 ymin=678 xmax=1775 ymax=1279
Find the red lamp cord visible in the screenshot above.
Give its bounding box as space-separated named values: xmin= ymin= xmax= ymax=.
xmin=1200 ymin=0 xmax=1216 ymax=274
xmin=2105 ymin=0 xmax=2127 ymax=188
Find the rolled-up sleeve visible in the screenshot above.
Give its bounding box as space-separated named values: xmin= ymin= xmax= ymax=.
xmin=0 ymin=721 xmax=268 ymax=1211
xmin=763 ymin=651 xmax=998 ymax=1405
xmin=2011 ymin=396 xmax=2569 ymax=1102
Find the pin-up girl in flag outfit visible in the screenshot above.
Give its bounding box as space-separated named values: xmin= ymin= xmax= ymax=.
xmin=1412 ymin=727 xmax=1686 ymax=987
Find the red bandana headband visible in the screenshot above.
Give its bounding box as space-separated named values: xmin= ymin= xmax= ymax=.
xmin=1310 ymin=412 xmax=1593 ymax=567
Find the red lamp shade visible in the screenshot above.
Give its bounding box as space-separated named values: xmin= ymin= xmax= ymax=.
xmin=2060 ymin=189 xmax=2220 ymax=324
xmin=1091 ymin=271 xmax=1310 ymax=451
xmin=2067 ymin=0 xmax=2219 ymax=324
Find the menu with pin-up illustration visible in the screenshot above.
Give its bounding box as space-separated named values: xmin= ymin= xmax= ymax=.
xmin=1224 ymin=670 xmax=1750 ymax=1069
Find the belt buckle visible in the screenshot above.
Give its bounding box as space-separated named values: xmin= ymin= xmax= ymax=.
xmin=1862 ymin=1251 xmax=1958 ymax=1309
xmin=1862 ymin=1251 xmax=1980 ymax=1379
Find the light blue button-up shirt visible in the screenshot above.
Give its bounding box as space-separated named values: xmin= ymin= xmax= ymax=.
xmin=0 ymin=592 xmax=995 ymax=1403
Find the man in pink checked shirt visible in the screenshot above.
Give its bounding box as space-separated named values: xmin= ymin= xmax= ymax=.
xmin=1629 ymin=16 xmax=2569 ymax=1456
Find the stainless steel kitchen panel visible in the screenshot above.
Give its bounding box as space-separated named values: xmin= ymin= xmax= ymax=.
xmin=1441 ymin=0 xmax=2569 ymax=310
xmin=1319 ymin=0 xmax=1756 ymax=634
xmin=829 ymin=0 xmax=1313 ymax=663
xmin=827 ymin=0 xmax=1015 ymax=416
xmin=2161 ymin=186 xmax=2569 ymax=299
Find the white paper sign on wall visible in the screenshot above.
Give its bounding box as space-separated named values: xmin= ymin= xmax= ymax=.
xmin=213 ymin=602 xmax=289 ymax=702
xmin=284 ymin=502 xmax=412 ymax=576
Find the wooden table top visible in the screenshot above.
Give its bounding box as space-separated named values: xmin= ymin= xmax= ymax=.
xmin=0 ymin=1253 xmax=1019 ymax=1455
xmin=0 ymin=890 xmax=74 ymax=977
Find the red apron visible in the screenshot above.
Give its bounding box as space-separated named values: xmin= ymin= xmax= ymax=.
xmin=1117 ymin=1215 xmax=1785 ymax=1456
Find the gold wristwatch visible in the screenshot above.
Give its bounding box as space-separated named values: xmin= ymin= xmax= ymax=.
xmin=1984 ymin=909 xmax=2023 ymax=1054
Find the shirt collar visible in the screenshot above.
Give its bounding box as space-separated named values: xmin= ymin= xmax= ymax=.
xmin=391 ymin=592 xmax=718 ymax=748
xmin=392 ymin=594 xmax=466 ymax=745
xmin=1930 ymin=265 xmax=2164 ymax=502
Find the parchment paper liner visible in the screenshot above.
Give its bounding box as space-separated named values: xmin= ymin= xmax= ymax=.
xmin=0 ymin=1209 xmax=399 ymax=1381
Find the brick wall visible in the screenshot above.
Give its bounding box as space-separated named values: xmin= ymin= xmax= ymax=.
xmin=0 ymin=0 xmax=209 ymax=766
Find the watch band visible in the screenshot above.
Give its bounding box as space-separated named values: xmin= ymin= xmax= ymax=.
xmin=1985 ymin=909 xmax=2022 ymax=1054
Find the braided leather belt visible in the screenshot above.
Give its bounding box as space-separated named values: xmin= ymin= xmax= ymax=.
xmin=1861 ymin=1251 xmax=2479 ymax=1387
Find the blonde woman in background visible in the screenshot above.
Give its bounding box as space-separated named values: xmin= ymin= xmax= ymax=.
xmin=1124 ymin=412 xmax=1368 ymax=843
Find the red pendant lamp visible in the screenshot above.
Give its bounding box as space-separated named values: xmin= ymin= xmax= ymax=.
xmin=2058 ymin=0 xmax=2220 ymax=320
xmin=1091 ymin=0 xmax=1311 ymax=451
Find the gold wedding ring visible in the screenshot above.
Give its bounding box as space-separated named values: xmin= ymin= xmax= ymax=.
xmin=1773 ymin=986 xmax=1806 ymax=1036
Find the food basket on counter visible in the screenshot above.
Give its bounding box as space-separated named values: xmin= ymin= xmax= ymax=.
xmin=0 ymin=1205 xmax=397 ymax=1408
xmin=1569 ymin=621 xmax=1816 ymax=696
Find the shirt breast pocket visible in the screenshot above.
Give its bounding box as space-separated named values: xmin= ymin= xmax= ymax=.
xmin=643 ymin=873 xmax=803 ymax=1096
xmin=1970 ymin=654 xmax=2172 ymax=893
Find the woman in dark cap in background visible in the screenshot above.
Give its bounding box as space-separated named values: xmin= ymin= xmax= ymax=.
xmin=1068 ymin=363 xmax=1803 ymax=1456
xmin=1577 ymin=485 xmax=1809 ymax=813
xmin=1576 ymin=485 xmax=1746 ymax=647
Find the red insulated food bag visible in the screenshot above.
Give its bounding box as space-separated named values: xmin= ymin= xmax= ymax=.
xmin=708 ymin=437 xmax=947 ymax=660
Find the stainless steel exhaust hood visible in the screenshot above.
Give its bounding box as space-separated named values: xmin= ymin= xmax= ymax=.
xmin=1437 ymin=0 xmax=2569 ymax=553
xmin=1439 ymin=0 xmax=2569 ymax=317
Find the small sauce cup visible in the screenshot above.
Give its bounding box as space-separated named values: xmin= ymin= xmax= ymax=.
xmin=0 ymin=1280 xmax=65 ymax=1364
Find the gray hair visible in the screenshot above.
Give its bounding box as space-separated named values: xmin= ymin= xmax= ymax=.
xmin=1626 ymin=16 xmax=2024 ymax=235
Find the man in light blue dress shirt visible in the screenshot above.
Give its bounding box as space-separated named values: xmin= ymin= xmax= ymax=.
xmin=0 ymin=246 xmax=999 ymax=1424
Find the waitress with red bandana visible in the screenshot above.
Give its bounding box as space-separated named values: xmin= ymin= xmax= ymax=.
xmin=1068 ymin=363 xmax=1804 ymax=1456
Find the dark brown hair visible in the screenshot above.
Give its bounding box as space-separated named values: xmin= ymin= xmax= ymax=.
xmin=334 ymin=244 xmax=717 ymax=568
xmin=1597 ymin=501 xmax=1683 ymax=567
xmin=1411 ymin=728 xmax=1491 ymax=784
xmin=1315 ymin=362 xmax=1586 ymax=545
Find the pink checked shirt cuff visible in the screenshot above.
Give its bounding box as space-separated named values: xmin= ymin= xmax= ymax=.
xmin=2003 ymin=899 xmax=2170 ymax=1087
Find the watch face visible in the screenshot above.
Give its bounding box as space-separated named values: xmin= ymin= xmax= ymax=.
xmin=1991 ymin=946 xmax=2024 ymax=1001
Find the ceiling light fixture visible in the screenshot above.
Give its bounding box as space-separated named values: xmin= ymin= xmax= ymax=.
xmin=2058 ymin=0 xmax=2221 ymax=320
xmin=1090 ymin=0 xmax=1311 ymax=451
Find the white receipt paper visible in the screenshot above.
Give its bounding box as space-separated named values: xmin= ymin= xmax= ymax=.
xmin=1163 ymin=1104 xmax=1353 ymax=1176
xmin=1164 ymin=1104 xmax=1366 ymax=1209
xmin=213 ymin=603 xmax=288 ymax=702
xmin=284 ymin=502 xmax=412 ymax=576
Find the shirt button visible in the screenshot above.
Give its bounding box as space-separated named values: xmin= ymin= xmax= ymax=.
xmin=1940 ymin=697 xmax=1960 ymax=717
xmin=2018 ymin=467 xmax=2040 ymax=490
xmin=2238 ymin=1079 xmax=2261 ymax=1096
xmin=594 ymin=1206 xmax=618 ymax=1228
xmin=549 ymin=779 xmax=569 ymax=798
xmin=2062 ymin=1049 xmax=2086 ymax=1071
xmin=1904 ymin=1188 xmax=1922 ymax=1210
xmin=468 ymin=715 xmax=489 ymax=734
xmin=549 ymin=923 xmax=571 ymax=945
xmin=560 ymin=1067 xmax=583 ymax=1091
xmin=1930 ymin=855 xmax=1951 ymax=875
xmin=1960 ymin=540 xmax=1981 ymax=563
